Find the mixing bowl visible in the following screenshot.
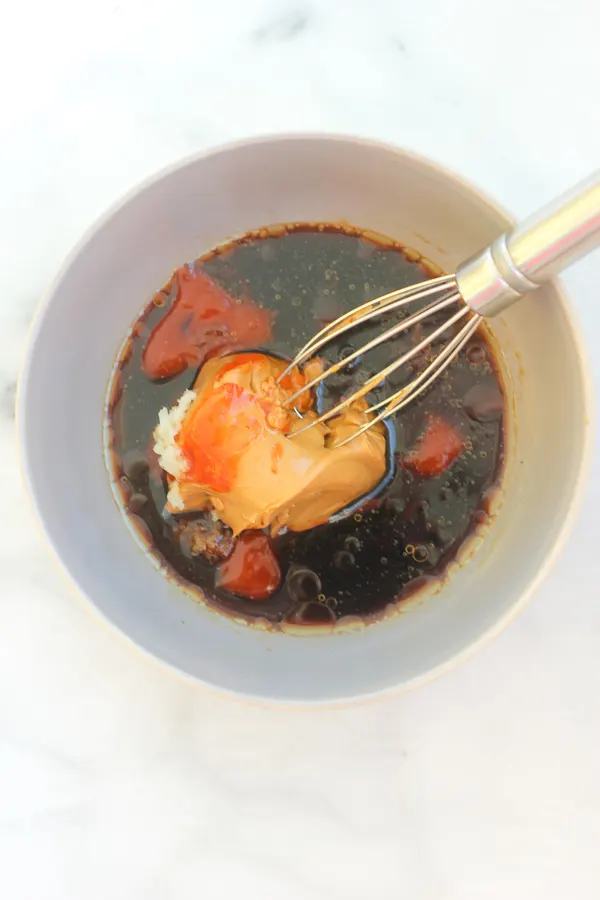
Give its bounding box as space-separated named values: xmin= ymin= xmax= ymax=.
xmin=18 ymin=135 xmax=593 ymax=704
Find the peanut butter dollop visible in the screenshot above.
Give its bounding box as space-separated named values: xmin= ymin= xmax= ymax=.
xmin=158 ymin=352 xmax=386 ymax=535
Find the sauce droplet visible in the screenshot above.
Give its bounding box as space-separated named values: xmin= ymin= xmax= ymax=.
xmin=216 ymin=531 xmax=281 ymax=600
xmin=404 ymin=417 xmax=464 ymax=477
xmin=142 ymin=267 xmax=272 ymax=380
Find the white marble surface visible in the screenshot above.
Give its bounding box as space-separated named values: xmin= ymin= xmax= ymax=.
xmin=1 ymin=0 xmax=600 ymax=897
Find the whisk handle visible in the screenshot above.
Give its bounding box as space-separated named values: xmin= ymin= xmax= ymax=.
xmin=456 ymin=170 xmax=600 ymax=316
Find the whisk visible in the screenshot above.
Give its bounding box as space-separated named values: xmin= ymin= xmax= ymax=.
xmin=278 ymin=171 xmax=600 ymax=446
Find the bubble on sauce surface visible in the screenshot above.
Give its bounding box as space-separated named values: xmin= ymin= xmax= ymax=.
xmin=344 ymin=536 xmax=361 ymax=554
xmin=286 ymin=567 xmax=322 ymax=603
xmin=128 ymin=492 xmax=148 ymax=513
xmin=337 ymin=343 xmax=360 ymax=371
xmin=385 ymin=495 xmax=406 ymax=516
xmin=473 ymin=509 xmax=489 ymax=526
xmin=466 ymin=343 xmax=486 ymax=365
xmin=413 ymin=545 xmax=429 ymax=563
xmin=334 ymin=550 xmax=355 ymax=570
xmin=284 ymin=602 xmax=335 ymax=629
xmin=123 ymin=450 xmax=150 ymax=485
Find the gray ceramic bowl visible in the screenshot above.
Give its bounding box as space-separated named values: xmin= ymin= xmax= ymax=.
xmin=18 ymin=135 xmax=593 ymax=704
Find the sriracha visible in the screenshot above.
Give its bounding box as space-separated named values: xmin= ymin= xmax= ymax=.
xmin=142 ymin=266 xmax=272 ymax=380
xmin=405 ymin=416 xmax=464 ymax=477
xmin=216 ymin=531 xmax=281 ymax=600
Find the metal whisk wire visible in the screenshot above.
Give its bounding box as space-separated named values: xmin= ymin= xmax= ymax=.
xmin=277 ymin=170 xmax=600 ymax=446
xmin=287 ymin=291 xmax=476 ymax=442
xmin=333 ymin=314 xmax=480 ymax=448
xmin=278 ymin=274 xmax=455 ymax=383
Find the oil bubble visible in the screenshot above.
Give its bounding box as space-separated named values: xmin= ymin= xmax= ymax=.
xmin=344 ymin=536 xmax=361 ymax=553
xmin=466 ymin=344 xmax=486 ymax=365
xmin=286 ymin=568 xmax=322 ymax=603
xmin=413 ymin=545 xmax=429 ymax=563
xmin=334 ymin=550 xmax=355 ymax=570
xmin=285 ymin=602 xmax=335 ymax=628
xmin=123 ymin=451 xmax=150 ymax=485
xmin=338 ymin=344 xmax=360 ymax=370
xmin=388 ymin=497 xmax=406 ymax=515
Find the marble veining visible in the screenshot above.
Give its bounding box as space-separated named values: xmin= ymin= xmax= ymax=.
xmin=1 ymin=0 xmax=600 ymax=897
xmin=251 ymin=7 xmax=313 ymax=42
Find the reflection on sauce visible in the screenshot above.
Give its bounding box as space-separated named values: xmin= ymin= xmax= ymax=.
xmin=142 ymin=266 xmax=272 ymax=380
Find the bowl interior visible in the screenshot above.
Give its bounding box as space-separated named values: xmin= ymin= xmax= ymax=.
xmin=19 ymin=136 xmax=591 ymax=703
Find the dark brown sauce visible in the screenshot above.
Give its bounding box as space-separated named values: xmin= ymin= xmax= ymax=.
xmin=106 ymin=224 xmax=506 ymax=630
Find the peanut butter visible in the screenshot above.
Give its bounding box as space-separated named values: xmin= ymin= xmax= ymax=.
xmin=161 ymin=352 xmax=386 ymax=535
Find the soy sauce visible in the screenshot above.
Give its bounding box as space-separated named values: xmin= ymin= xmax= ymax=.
xmin=106 ymin=225 xmax=506 ymax=629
